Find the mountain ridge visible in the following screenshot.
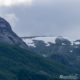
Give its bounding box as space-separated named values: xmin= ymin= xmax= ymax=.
xmin=0 ymin=17 xmax=28 ymax=49
xmin=22 ymin=36 xmax=80 ymax=70
xmin=0 ymin=43 xmax=79 ymax=80
xmin=0 ymin=17 xmax=80 ymax=79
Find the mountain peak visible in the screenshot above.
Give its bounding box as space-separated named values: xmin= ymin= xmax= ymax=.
xmin=0 ymin=17 xmax=12 ymax=32
xmin=0 ymin=17 xmax=28 ymax=49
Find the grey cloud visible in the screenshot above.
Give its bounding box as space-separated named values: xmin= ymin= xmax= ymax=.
xmin=0 ymin=0 xmax=80 ymax=40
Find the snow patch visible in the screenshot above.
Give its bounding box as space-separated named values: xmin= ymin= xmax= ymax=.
xmin=70 ymin=50 xmax=73 ymax=53
xmin=23 ymin=37 xmax=57 ymax=47
xmin=74 ymin=42 xmax=80 ymax=45
xmin=42 ymin=54 xmax=47 ymax=57
xmin=23 ymin=39 xmax=36 ymax=47
xmin=22 ymin=36 xmax=74 ymax=47
xmin=62 ymin=43 xmax=66 ymax=45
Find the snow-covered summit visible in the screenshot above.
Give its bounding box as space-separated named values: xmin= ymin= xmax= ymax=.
xmin=22 ymin=36 xmax=72 ymax=47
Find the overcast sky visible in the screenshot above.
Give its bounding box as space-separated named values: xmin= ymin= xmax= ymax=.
xmin=0 ymin=0 xmax=80 ymax=40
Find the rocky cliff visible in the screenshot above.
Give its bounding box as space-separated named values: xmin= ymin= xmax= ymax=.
xmin=0 ymin=17 xmax=28 ymax=49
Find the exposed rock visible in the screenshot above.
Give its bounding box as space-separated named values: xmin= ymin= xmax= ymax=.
xmin=0 ymin=17 xmax=28 ymax=49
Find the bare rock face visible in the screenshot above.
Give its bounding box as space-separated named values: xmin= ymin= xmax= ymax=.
xmin=0 ymin=17 xmax=28 ymax=49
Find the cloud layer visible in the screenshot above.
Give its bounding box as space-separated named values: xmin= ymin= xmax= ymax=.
xmin=5 ymin=13 xmax=18 ymax=27
xmin=0 ymin=0 xmax=32 ymax=6
xmin=0 ymin=0 xmax=80 ymax=40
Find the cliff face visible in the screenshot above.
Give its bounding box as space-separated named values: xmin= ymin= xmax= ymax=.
xmin=0 ymin=17 xmax=28 ymax=49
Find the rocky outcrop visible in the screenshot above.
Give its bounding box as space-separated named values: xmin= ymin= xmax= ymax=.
xmin=0 ymin=17 xmax=28 ymax=49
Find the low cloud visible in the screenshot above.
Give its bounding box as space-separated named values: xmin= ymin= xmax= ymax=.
xmin=0 ymin=0 xmax=80 ymax=40
xmin=4 ymin=13 xmax=19 ymax=27
xmin=0 ymin=0 xmax=32 ymax=7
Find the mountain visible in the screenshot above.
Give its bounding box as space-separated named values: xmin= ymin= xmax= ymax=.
xmin=22 ymin=36 xmax=80 ymax=70
xmin=22 ymin=36 xmax=73 ymax=56
xmin=0 ymin=17 xmax=28 ymax=49
xmin=0 ymin=43 xmax=78 ymax=80
xmin=0 ymin=17 xmax=79 ymax=80
xmin=22 ymin=36 xmax=71 ymax=48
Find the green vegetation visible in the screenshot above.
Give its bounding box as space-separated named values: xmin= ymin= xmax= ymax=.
xmin=0 ymin=43 xmax=78 ymax=80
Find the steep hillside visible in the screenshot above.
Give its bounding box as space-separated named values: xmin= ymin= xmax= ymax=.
xmin=22 ymin=36 xmax=80 ymax=69
xmin=0 ymin=17 xmax=28 ymax=49
xmin=0 ymin=43 xmax=78 ymax=80
xmin=0 ymin=17 xmax=79 ymax=80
